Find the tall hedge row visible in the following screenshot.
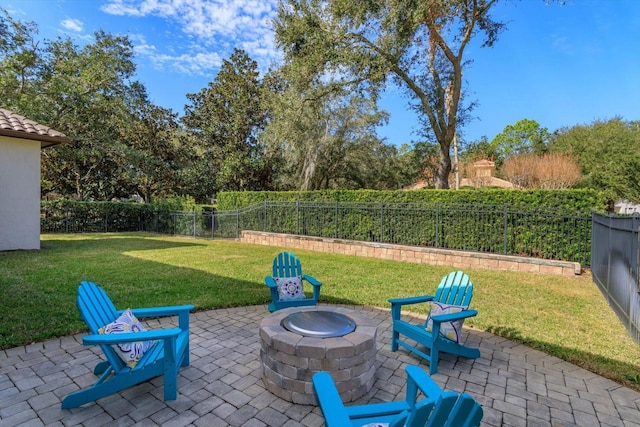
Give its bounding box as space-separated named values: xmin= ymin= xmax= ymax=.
xmin=41 ymin=197 xmax=199 ymax=233
xmin=216 ymin=188 xmax=608 ymax=212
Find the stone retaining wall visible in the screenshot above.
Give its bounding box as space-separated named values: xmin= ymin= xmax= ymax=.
xmin=241 ymin=230 xmax=581 ymax=277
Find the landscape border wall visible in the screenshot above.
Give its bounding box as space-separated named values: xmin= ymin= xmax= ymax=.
xmin=241 ymin=231 xmax=581 ymax=277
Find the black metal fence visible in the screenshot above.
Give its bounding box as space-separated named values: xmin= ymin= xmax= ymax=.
xmin=591 ymin=212 xmax=640 ymax=345
xmin=42 ymin=200 xmax=592 ymax=265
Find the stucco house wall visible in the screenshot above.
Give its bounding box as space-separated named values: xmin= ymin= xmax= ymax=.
xmin=0 ymin=136 xmax=42 ymax=250
xmin=0 ymin=109 xmax=68 ymax=251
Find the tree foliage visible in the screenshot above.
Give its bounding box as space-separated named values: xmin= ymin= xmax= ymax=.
xmin=550 ymin=118 xmax=640 ymax=202
xmin=182 ymin=49 xmax=274 ymax=200
xmin=260 ymin=71 xmax=400 ymax=190
xmin=462 ymin=135 xmax=500 ymax=163
xmin=491 ymin=118 xmax=550 ymax=164
xmin=273 ymin=0 xmax=505 ymax=189
xmin=0 ymin=11 xmax=184 ymax=202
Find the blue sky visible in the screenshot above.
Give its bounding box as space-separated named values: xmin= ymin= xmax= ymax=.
xmin=2 ymin=0 xmax=639 ymax=147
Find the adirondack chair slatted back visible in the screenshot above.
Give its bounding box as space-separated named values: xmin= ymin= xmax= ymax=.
xmin=433 ymin=271 xmax=474 ymax=306
xmin=405 ymin=392 xmax=483 ymax=427
xmin=77 ymin=281 xmax=119 ymax=333
xmin=272 ymin=251 xmax=302 ymax=278
xmin=313 ymin=365 xmax=483 ymax=427
xmin=424 ymin=392 xmax=460 ymax=427
xmin=77 ymin=281 xmax=126 ymax=371
xmin=443 ymin=394 xmax=485 ymax=427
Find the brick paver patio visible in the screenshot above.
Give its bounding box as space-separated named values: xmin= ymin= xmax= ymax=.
xmin=1 ymin=304 xmax=639 ymax=426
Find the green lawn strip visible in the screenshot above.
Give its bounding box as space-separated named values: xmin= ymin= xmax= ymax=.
xmin=1 ymin=232 xmax=638 ymax=391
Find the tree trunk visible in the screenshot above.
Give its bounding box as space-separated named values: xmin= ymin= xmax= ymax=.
xmin=435 ymin=143 xmax=452 ymax=189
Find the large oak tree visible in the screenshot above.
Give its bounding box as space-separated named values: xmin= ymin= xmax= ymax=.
xmin=274 ymin=0 xmax=505 ymax=188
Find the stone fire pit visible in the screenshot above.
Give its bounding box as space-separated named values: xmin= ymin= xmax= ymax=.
xmin=259 ymin=306 xmax=377 ymax=404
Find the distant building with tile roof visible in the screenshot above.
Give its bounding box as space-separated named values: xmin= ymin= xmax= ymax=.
xmin=459 ymin=159 xmax=515 ymax=189
xmin=0 ymin=108 xmax=69 ymax=250
xmin=405 ymin=159 xmax=515 ymax=190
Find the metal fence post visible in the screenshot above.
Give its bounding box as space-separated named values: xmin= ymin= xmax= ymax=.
xmin=296 ymin=200 xmax=300 ymax=235
xmin=262 ymin=200 xmax=266 ymax=232
xmin=435 ymin=203 xmax=439 ymax=247
xmin=503 ymin=204 xmax=509 ymax=254
xmin=236 ymin=208 xmax=240 ymax=239
xmin=380 ymin=203 xmax=384 ymax=243
xmin=335 ymin=200 xmax=339 ymax=238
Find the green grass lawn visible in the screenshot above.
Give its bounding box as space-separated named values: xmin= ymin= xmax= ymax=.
xmin=1 ymin=232 xmax=639 ymax=391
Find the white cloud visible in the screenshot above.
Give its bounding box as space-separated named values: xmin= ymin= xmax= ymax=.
xmin=61 ymin=18 xmax=84 ymax=32
xmin=101 ymin=0 xmax=281 ymax=69
xmin=100 ymin=0 xmax=146 ymax=16
xmin=132 ymin=35 xmax=223 ymax=76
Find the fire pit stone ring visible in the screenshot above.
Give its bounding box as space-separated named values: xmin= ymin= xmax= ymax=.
xmin=259 ymin=306 xmax=377 ymax=404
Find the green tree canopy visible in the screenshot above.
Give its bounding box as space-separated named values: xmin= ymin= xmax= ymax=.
xmin=550 ymin=118 xmax=640 ymax=203
xmin=0 ymin=9 xmax=188 ymax=201
xmin=260 ymin=71 xmax=397 ymax=190
xmin=491 ymin=118 xmax=550 ymax=163
xmin=182 ymin=49 xmax=273 ymax=200
xmin=273 ymin=0 xmax=505 ymax=189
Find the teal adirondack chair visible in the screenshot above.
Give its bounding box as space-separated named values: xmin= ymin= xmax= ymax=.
xmin=61 ymin=281 xmax=195 ymax=409
xmin=389 ymin=271 xmax=480 ymax=374
xmin=313 ymin=365 xmax=483 ymax=427
xmin=264 ymin=251 xmax=322 ymax=312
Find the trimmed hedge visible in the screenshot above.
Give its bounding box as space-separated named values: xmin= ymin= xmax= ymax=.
xmin=216 ymin=188 xmax=607 ymax=212
xmin=41 ymin=197 xmax=199 ymax=234
xmin=40 ymin=189 xmax=605 ymax=265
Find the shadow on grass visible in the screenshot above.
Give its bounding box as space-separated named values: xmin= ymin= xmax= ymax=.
xmin=39 ymin=233 xmax=208 ymax=251
xmin=0 ymin=234 xmax=269 ymax=350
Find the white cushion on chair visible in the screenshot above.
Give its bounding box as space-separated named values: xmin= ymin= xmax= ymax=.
xmin=425 ymin=302 xmax=467 ymax=343
xmin=99 ymin=308 xmax=153 ymax=368
xmin=274 ymin=276 xmax=305 ymax=300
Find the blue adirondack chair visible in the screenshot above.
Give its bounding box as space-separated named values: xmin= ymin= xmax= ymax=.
xmin=264 ymin=251 xmax=322 ymax=312
xmin=389 ymin=271 xmax=480 ymax=374
xmin=61 ymin=281 xmax=195 ymax=409
xmin=313 ymin=365 xmax=483 ymax=427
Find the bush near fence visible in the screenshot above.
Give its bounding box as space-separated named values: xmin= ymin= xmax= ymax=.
xmin=41 ymin=197 xmax=200 ymax=234
xmin=216 ymin=188 xmax=608 ymax=211
xmin=229 ymin=201 xmax=593 ymax=265
xmin=41 ymin=189 xmax=604 ymax=266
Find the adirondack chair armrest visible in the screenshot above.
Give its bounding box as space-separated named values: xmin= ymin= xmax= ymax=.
xmin=388 ymin=295 xmax=435 ymax=306
xmin=302 ymin=275 xmax=322 ymax=286
xmin=265 ymin=276 xmax=278 ymax=288
xmin=312 ymin=372 xmax=354 ymax=426
xmin=314 ymin=370 xmax=413 ymax=427
xmin=405 ymin=365 xmax=447 ymax=400
xmin=123 ymin=305 xmax=195 ymax=319
xmin=83 ymin=328 xmax=182 ymax=345
xmin=430 ymin=308 xmax=478 ymax=324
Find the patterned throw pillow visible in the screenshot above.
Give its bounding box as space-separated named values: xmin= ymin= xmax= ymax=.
xmin=425 ymin=301 xmax=468 ymax=343
xmin=274 ymin=276 xmax=305 ymax=301
xmin=99 ymin=308 xmax=153 ymax=368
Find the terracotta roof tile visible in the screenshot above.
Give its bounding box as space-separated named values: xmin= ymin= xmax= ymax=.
xmin=0 ymin=108 xmax=68 ymax=147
